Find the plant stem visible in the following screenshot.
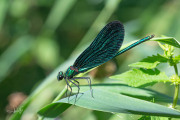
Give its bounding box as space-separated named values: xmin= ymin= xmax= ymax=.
xmin=174 ymin=64 xmax=178 ymax=75
xmin=172 ymin=64 xmax=179 ymax=109
xmin=38 ymin=82 xmax=72 ymax=120
xmin=53 ymin=83 xmax=72 ymax=102
xmin=172 ymin=84 xmax=179 ymax=108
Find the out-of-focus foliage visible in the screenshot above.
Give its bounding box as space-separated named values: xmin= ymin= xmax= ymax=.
xmin=0 ymin=0 xmax=180 ymax=120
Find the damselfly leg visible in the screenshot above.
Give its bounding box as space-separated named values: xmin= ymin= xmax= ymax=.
xmin=73 ymin=77 xmax=93 ymax=98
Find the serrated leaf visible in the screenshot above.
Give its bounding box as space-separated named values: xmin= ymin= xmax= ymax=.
xmin=129 ymin=61 xmax=160 ymax=69
xmin=151 ymin=37 xmax=180 ymax=48
xmin=38 ymin=89 xmax=180 ymax=118
xmin=129 ymin=54 xmax=168 ymax=69
xmin=110 ymin=68 xmax=170 ymax=87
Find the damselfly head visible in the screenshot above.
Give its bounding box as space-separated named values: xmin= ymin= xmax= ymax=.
xmin=57 ymin=71 xmax=64 ymax=81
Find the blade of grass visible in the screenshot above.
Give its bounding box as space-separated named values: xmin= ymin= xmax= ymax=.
xmin=0 ymin=0 xmax=8 ymax=29
xmin=0 ymin=36 xmax=33 ymax=82
xmin=73 ymin=0 xmax=122 ymax=53
xmin=43 ymin=0 xmax=77 ymax=33
xmin=9 ymin=0 xmax=77 ymax=119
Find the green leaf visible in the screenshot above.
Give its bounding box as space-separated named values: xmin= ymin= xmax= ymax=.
xmin=173 ymin=55 xmax=180 ymax=64
xmin=71 ymin=83 xmax=180 ymax=104
xmin=138 ymin=116 xmax=151 ymax=120
xmin=129 ymin=54 xmax=168 ymax=69
xmin=129 ymin=61 xmax=160 ymax=69
xmin=110 ymin=68 xmax=170 ymax=87
xmin=152 ymin=37 xmax=180 ymax=48
xmin=151 ymin=116 xmax=168 ymax=120
xmin=38 ymin=103 xmax=71 ymax=118
xmin=38 ymin=89 xmax=180 ymax=118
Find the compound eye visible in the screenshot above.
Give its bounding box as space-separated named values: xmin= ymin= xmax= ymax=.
xmin=57 ymin=71 xmax=64 ymax=81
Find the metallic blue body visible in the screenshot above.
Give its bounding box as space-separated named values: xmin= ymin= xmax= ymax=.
xmin=57 ymin=21 xmax=154 ymax=99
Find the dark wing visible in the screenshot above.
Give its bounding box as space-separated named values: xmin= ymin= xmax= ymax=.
xmin=73 ymin=21 xmax=124 ymax=73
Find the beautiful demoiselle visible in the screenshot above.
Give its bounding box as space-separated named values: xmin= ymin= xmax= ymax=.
xmin=57 ymin=21 xmax=154 ymax=99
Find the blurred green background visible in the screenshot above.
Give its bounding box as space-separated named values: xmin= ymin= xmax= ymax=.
xmin=0 ymin=0 xmax=180 ymax=119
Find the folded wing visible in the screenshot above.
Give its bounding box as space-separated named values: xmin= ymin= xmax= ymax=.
xmin=73 ymin=21 xmax=124 ymax=73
